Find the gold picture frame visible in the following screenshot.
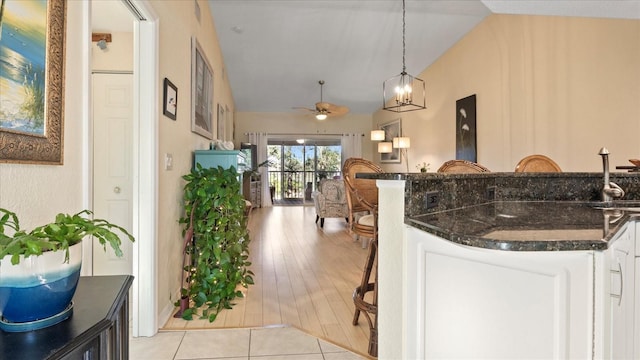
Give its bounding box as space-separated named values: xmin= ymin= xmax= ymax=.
xmin=0 ymin=0 xmax=66 ymax=165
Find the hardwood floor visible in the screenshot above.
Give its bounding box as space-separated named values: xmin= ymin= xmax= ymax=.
xmin=163 ymin=205 xmax=374 ymax=357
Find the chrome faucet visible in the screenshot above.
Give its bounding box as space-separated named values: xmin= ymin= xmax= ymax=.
xmin=599 ymin=147 xmax=625 ymax=202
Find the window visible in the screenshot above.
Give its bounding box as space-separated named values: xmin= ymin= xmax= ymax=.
xmin=267 ymin=139 xmax=341 ymax=204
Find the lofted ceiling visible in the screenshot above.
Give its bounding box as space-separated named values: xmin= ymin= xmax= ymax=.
xmin=91 ymin=1 xmax=640 ymax=116
xmin=209 ymin=0 xmax=640 ymax=115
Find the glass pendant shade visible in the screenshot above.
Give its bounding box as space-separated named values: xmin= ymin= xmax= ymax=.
xmin=315 ymin=113 xmax=327 ymax=120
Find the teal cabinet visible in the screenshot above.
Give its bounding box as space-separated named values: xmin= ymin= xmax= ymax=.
xmin=194 ymin=150 xmax=247 ymax=195
xmin=194 ymin=150 xmax=247 ymax=173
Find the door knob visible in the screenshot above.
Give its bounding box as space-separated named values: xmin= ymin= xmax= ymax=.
xmin=114 ymin=186 xmax=121 ymax=194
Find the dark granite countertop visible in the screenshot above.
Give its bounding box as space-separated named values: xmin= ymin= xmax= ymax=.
xmin=361 ymin=171 xmax=640 ymax=251
xmin=407 ymin=201 xmax=639 ymax=251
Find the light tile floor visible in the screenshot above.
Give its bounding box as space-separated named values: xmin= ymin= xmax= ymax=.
xmin=130 ymin=326 xmax=367 ymax=359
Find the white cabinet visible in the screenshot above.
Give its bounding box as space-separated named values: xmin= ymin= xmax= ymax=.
xmin=607 ymin=221 xmax=635 ymax=360
xmin=405 ymin=221 xmax=638 ymax=360
xmin=406 ymin=226 xmax=596 ymax=359
xmin=636 ymin=252 xmax=640 ymax=358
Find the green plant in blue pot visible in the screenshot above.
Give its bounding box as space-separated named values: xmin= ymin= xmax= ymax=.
xmin=0 ymin=209 xmax=134 ymax=331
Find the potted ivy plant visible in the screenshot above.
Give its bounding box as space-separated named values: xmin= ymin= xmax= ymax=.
xmin=0 ymin=209 xmax=134 ymax=330
xmin=177 ymin=163 xmax=253 ymax=322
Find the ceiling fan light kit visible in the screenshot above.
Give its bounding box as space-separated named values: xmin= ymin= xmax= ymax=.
xmin=383 ymin=0 xmax=426 ymax=113
xmin=294 ymin=80 xmax=349 ymax=120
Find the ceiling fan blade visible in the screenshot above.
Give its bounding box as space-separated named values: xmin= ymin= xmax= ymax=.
xmin=293 ymin=81 xmax=349 ymax=118
xmin=324 ymin=103 xmax=349 ymax=117
xmin=292 ymin=106 xmax=316 ymax=113
xmin=315 ymin=102 xmax=331 ymax=112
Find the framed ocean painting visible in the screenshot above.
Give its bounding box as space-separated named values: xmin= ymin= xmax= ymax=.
xmin=0 ymin=0 xmax=65 ymax=164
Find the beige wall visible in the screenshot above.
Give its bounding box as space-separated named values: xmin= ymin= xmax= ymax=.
xmin=234 ymin=112 xmax=375 ymax=161
xmin=92 ymin=32 xmax=133 ymax=71
xmin=150 ymin=0 xmax=237 ymax=317
xmin=374 ymin=14 xmax=640 ymax=173
xmin=0 ymin=0 xmax=236 ymax=326
xmin=0 ymin=1 xmax=86 ymax=230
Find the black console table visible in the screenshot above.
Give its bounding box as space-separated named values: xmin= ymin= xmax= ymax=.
xmin=0 ymin=275 xmax=134 ymax=359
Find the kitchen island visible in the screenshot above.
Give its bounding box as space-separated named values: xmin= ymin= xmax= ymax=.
xmin=367 ymin=173 xmax=640 ymax=359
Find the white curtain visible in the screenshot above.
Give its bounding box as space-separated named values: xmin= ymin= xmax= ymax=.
xmin=341 ymin=133 xmax=362 ymax=169
xmin=248 ymin=132 xmax=273 ymax=207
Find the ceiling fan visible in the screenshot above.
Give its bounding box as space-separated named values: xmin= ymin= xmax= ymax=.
xmin=294 ymin=80 xmax=349 ymax=120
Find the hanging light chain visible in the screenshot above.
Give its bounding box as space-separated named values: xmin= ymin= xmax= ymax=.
xmin=397 ymin=0 xmax=411 ymax=105
xmin=383 ymin=0 xmax=426 ymax=112
xmin=402 ymin=0 xmax=406 ymax=74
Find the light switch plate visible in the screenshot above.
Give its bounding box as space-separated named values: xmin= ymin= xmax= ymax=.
xmin=165 ymin=153 xmax=173 ymax=170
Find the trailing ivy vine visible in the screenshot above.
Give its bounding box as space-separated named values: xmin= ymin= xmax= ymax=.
xmin=177 ymin=164 xmax=253 ymax=322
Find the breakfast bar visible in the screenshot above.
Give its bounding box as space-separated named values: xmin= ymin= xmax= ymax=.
xmin=408 ymin=200 xmax=640 ymax=251
xmin=366 ymin=172 xmax=640 ymax=359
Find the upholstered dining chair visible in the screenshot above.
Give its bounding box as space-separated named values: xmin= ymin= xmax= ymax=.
xmin=514 ymin=154 xmax=562 ymax=172
xmin=342 ymin=157 xmax=383 ymax=245
xmin=437 ymin=159 xmax=491 ymax=173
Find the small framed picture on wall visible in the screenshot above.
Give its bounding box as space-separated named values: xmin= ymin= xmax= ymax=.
xmin=163 ymin=78 xmax=177 ymax=120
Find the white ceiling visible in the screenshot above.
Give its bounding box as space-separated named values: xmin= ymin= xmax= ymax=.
xmin=92 ymin=0 xmax=640 ymax=115
xmin=209 ymin=0 xmax=640 ymax=115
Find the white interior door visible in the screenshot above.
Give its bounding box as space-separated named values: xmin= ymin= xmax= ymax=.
xmin=92 ymin=73 xmax=133 ymax=275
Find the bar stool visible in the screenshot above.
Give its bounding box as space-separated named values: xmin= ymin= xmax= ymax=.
xmin=343 ymin=157 xmax=381 ymax=357
xmin=353 ymin=237 xmax=378 ymax=357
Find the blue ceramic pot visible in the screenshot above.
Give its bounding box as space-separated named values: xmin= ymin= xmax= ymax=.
xmin=0 ymin=242 xmax=82 ymax=323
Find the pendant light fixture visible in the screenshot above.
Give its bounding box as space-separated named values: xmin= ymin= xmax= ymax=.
xmin=370 ymin=130 xmax=385 ymax=141
xmin=393 ymin=136 xmax=411 ymax=172
xmin=383 ymin=0 xmax=426 ymax=112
